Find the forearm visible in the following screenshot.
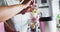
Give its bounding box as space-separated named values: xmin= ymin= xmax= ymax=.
xmin=0 ymin=4 xmax=25 ymax=22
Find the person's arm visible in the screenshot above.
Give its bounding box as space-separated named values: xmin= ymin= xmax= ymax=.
xmin=0 ymin=1 xmax=31 ymax=22
xmin=0 ymin=5 xmax=23 ymax=22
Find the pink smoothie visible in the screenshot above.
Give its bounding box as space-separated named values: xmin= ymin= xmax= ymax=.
xmin=0 ymin=22 xmax=5 ymax=32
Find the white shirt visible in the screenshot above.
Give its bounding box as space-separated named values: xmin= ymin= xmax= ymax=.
xmin=11 ymin=13 xmax=30 ymax=32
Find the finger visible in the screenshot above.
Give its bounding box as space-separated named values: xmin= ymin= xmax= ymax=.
xmin=27 ymin=0 xmax=32 ymax=4
xmin=24 ymin=1 xmax=31 ymax=8
xmin=26 ymin=0 xmax=32 ymax=7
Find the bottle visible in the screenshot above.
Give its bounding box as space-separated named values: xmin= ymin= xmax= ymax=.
xmin=37 ymin=0 xmax=52 ymax=21
xmin=29 ymin=0 xmax=39 ymax=32
xmin=30 ymin=7 xmax=39 ymax=32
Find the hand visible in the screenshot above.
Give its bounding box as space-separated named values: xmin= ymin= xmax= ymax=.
xmin=17 ymin=0 xmax=32 ymax=14
xmin=17 ymin=0 xmax=34 ymax=14
xmin=23 ymin=0 xmax=32 ymax=8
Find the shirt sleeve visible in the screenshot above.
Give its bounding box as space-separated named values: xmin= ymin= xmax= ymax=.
xmin=5 ymin=0 xmax=20 ymax=5
xmin=0 ymin=0 xmax=20 ymax=6
xmin=0 ymin=0 xmax=7 ymax=6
